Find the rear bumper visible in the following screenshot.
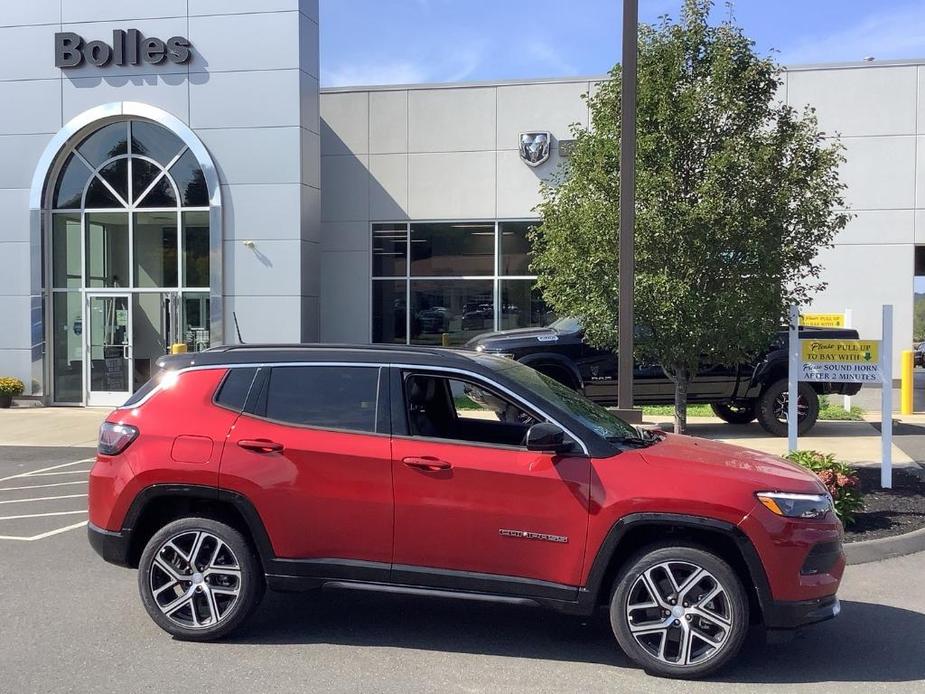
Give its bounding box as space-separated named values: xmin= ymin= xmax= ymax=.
xmin=87 ymin=522 xmax=132 ymax=567
xmin=764 ymin=594 xmax=840 ymax=630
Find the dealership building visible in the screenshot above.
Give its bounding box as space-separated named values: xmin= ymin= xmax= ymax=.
xmin=0 ymin=1 xmax=922 ymax=405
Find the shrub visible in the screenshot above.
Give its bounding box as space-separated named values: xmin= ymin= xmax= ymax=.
xmin=785 ymin=450 xmax=863 ymax=525
xmin=0 ymin=376 xmax=24 ymax=397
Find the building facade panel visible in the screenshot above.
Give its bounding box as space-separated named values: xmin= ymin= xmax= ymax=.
xmin=369 ymin=90 xmax=409 ymax=154
xmin=188 ymin=11 xmax=301 ymax=73
xmin=321 ymin=155 xmax=369 ymax=222
xmin=63 ymin=74 xmax=191 ymax=124
xmin=0 ymin=1 xmax=59 ymax=27
xmin=408 ymin=87 xmax=496 ymax=153
xmin=408 ymin=151 xmax=496 ymax=219
xmin=369 ymin=154 xmax=409 ymax=220
xmin=190 ymin=69 xmax=303 ymax=129
xmin=320 ymin=91 xmax=369 ymax=156
xmin=0 ymin=79 xmax=62 ymax=134
xmin=320 ymin=250 xmax=371 ymax=343
xmin=495 ymin=81 xmax=591 ymax=150
xmin=836 ymin=135 xmax=917 ymax=210
xmin=0 ymin=24 xmax=61 ymax=81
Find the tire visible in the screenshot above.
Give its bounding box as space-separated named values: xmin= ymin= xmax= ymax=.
xmin=710 ymin=402 xmax=757 ymax=424
xmin=756 ymin=378 xmax=819 ymax=437
xmin=610 ymin=544 xmax=749 ymax=679
xmin=138 ymin=517 xmax=264 ymax=641
xmin=531 ymin=362 xmax=579 ymax=391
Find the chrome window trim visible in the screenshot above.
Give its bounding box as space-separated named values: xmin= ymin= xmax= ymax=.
xmin=119 ymin=360 xmax=590 ymax=456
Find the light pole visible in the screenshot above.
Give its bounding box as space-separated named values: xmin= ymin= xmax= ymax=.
xmin=617 ymin=0 xmax=638 ymax=417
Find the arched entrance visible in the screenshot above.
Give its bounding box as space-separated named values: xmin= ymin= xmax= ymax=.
xmin=31 ymin=103 xmax=221 ymax=406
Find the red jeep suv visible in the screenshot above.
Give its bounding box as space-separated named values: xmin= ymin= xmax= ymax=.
xmin=88 ymin=345 xmax=844 ymax=679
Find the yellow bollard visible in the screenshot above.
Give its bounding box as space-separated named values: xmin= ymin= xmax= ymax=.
xmin=170 ymin=343 xmax=188 ymax=355
xmin=441 ymin=333 xmax=450 ymax=348
xmin=901 ymin=349 xmax=914 ymax=415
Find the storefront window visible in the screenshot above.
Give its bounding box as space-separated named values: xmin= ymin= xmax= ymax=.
xmin=372 ymin=221 xmax=552 ymax=345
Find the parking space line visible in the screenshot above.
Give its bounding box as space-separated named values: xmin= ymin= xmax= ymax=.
xmin=0 ymin=520 xmax=88 ymax=542
xmin=0 ymin=493 xmax=87 ymax=505
xmin=0 ymin=459 xmax=95 ymax=484
xmin=0 ymin=509 xmax=87 ymax=521
xmin=0 ymin=480 xmax=87 ymax=492
xmin=21 ymin=469 xmax=92 ymax=477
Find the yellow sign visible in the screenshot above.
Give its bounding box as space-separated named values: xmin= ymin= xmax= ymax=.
xmin=799 ymin=312 xmax=845 ymax=328
xmin=800 ymin=339 xmax=882 ymax=383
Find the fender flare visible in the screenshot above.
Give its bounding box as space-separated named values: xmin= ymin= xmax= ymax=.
xmin=517 ymin=353 xmax=584 ymax=390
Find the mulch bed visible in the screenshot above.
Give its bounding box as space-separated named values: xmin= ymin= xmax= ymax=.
xmin=843 ymin=467 xmax=925 ymax=542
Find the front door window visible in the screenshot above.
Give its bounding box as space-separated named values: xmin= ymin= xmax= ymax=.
xmin=87 ymin=294 xmax=132 ymax=407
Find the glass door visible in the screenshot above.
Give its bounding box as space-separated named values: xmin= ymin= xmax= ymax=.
xmin=86 ymin=294 xmax=133 ymax=407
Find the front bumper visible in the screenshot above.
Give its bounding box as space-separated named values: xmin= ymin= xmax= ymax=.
xmin=763 ymin=594 xmax=840 ymax=630
xmin=87 ymin=522 xmax=132 ymax=567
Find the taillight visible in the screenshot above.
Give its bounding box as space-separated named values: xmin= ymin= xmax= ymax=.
xmin=98 ymin=422 xmax=139 ymax=455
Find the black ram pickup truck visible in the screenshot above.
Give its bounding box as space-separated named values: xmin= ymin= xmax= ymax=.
xmin=466 ymin=317 xmax=862 ymax=436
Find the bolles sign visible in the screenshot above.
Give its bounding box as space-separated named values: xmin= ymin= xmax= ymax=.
xmin=55 ymin=30 xmax=192 ymax=68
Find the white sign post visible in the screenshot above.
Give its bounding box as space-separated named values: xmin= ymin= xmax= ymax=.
xmin=788 ymin=304 xmax=893 ymax=488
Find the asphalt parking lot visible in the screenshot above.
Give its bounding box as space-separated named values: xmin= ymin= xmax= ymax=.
xmin=2 ymin=445 xmax=925 ymax=693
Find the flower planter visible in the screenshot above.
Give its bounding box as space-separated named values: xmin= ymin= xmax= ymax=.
xmin=0 ymin=393 xmax=12 ymax=408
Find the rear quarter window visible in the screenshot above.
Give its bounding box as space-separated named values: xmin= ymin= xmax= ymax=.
xmin=214 ymin=367 xmax=258 ymax=412
xmin=265 ymin=366 xmax=380 ymax=433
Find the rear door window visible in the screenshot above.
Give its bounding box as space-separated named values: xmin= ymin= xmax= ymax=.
xmin=265 ymin=365 xmax=380 ymax=433
xmin=214 ymin=367 xmax=258 ymax=412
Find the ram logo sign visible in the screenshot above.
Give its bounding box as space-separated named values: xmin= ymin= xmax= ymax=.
xmin=519 ymin=131 xmax=552 ymax=167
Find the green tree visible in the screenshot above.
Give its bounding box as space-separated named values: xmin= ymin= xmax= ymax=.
xmin=530 ymin=0 xmax=850 ymax=433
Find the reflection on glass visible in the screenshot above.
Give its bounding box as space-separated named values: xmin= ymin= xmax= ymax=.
xmin=170 ymin=149 xmax=209 ymax=207
xmin=131 ymin=121 xmax=183 ymax=166
xmin=53 ymin=154 xmax=91 ymax=209
xmin=132 ymin=293 xmax=167 ymax=389
xmin=183 ymin=211 xmax=210 ymax=287
xmin=500 ymin=280 xmax=554 ymax=330
xmin=372 ymin=223 xmax=407 ymax=277
xmin=88 ymin=295 xmax=129 ymax=393
xmin=410 ymin=280 xmax=494 ymax=346
xmin=77 ymin=122 xmax=128 ymax=167
xmin=52 ymin=213 xmax=81 ymax=288
xmin=410 ymin=223 xmax=494 ymax=276
xmin=98 ymin=159 xmax=129 ymax=204
xmin=134 ymin=212 xmax=178 ymax=288
xmin=182 ymin=293 xmax=211 ymax=351
xmin=499 ymin=221 xmax=537 ymax=276
xmin=84 ymin=177 xmax=123 ymax=208
xmin=372 ymin=280 xmax=407 ymax=344
xmin=85 ymin=212 xmax=130 ymax=288
xmin=52 ymin=292 xmax=83 ymax=403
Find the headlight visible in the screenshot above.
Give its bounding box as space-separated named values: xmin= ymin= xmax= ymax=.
xmin=756 ymin=492 xmax=832 ymax=519
xmin=474 ymin=345 xmax=486 ymax=352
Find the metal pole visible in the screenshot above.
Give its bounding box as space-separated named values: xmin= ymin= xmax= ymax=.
xmin=617 ymin=0 xmax=638 ymax=411
xmin=788 ymin=305 xmax=799 ymax=453
xmin=882 ymin=305 xmax=893 ymax=489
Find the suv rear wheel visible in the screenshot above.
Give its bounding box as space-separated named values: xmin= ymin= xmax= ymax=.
xmin=710 ymin=402 xmax=757 ymax=424
xmin=610 ymin=544 xmax=749 ymax=679
xmin=756 ymin=378 xmax=819 ymax=437
xmin=138 ymin=517 xmax=264 ymax=640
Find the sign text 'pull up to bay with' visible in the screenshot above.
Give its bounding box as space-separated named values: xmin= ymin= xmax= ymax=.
xmin=799 ymin=339 xmax=882 ymax=383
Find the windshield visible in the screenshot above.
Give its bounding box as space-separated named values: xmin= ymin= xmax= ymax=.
xmin=547 ymin=316 xmax=582 ymax=333
xmin=475 ymin=355 xmax=638 ymax=441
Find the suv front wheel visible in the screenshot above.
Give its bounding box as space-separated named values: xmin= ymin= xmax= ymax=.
xmin=138 ymin=517 xmax=264 ymax=640
xmin=609 ymin=544 xmax=749 ymax=679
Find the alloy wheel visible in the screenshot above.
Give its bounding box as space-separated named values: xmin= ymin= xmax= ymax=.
xmin=624 ymin=560 xmax=734 ymax=667
xmin=148 ymin=530 xmax=242 ymax=629
xmin=773 ymin=392 xmax=808 ymax=423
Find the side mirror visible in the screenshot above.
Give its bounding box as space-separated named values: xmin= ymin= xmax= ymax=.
xmin=525 ymin=422 xmax=572 ymax=453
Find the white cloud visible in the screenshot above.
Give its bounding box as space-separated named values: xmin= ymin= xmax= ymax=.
xmin=321 ymin=42 xmax=485 ymax=87
xmin=521 ymin=39 xmax=577 ymax=75
xmin=779 ymin=3 xmax=925 ymax=65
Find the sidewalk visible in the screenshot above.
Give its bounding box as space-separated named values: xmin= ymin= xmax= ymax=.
xmin=0 ymin=407 xmax=109 ymax=447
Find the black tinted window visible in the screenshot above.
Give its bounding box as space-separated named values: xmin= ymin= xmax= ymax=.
xmin=215 ymin=368 xmax=257 ymax=411
xmin=266 ymin=366 xmax=379 ymax=432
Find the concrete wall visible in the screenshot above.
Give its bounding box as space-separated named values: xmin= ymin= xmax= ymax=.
xmin=0 ymin=0 xmax=321 ymax=393
xmin=321 ymin=64 xmax=925 ymax=371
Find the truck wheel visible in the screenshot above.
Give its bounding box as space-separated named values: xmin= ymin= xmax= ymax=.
xmin=756 ymin=379 xmax=819 ymax=437
xmin=610 ymin=543 xmax=749 ymax=679
xmin=710 ymin=402 xmax=756 ymax=424
xmin=531 ymin=363 xmax=579 ymax=391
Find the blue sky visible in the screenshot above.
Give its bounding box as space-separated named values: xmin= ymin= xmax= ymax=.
xmin=319 ymin=0 xmax=925 ymax=87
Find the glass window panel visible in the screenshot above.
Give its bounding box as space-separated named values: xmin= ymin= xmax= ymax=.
xmin=84 ymin=176 xmax=124 ymax=208
xmin=52 ymin=213 xmax=81 ymax=289
xmin=52 ymin=292 xmax=83 ymax=403
xmin=215 ymin=368 xmax=257 ymax=412
xmin=409 ymin=223 xmax=494 ymax=277
xmin=136 ymin=168 xmax=177 ymax=207
xmin=87 ymin=295 xmax=129 ymax=393
xmin=266 ymin=366 xmax=379 ymax=432
xmin=499 ymin=221 xmax=537 ymax=276
xmin=410 ymin=279 xmax=494 ymax=346
xmin=134 ymin=212 xmax=178 ymax=288
xmin=131 ymin=158 xmax=162 ymax=203
xmin=85 ymin=212 xmax=129 ymax=288
xmin=98 ymin=158 xmax=129 ymax=205
xmin=131 ymin=292 xmax=167 ymax=389
xmin=131 ymin=120 xmax=183 ymax=166
xmin=372 ymin=223 xmax=407 ymax=277
xmin=372 ymin=280 xmax=407 ymax=344
xmin=182 ymin=211 xmax=210 ymax=287
xmin=500 ymin=280 xmax=555 ymax=330
xmin=53 ymin=154 xmax=92 ymax=209
xmin=181 ymin=292 xmax=211 ymax=351
xmin=77 ymin=122 xmax=128 ymax=168
xmin=169 ymin=149 xmax=209 ymax=207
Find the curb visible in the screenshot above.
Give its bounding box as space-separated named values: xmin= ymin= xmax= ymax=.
xmin=845 ymin=525 xmax=925 ymax=565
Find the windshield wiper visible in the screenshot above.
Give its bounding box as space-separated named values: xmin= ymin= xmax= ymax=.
xmin=607 ymin=435 xmax=652 ymax=448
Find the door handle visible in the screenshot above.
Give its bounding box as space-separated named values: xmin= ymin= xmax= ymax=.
xmin=237 ymin=439 xmax=284 ymax=453
xmin=402 ymin=456 xmax=452 ymax=471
